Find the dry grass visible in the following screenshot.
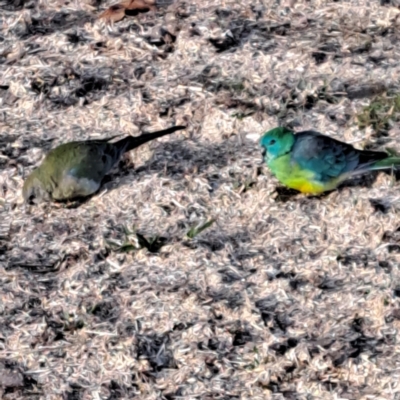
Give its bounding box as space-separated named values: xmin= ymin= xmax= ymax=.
xmin=2 ymin=0 xmax=400 ymax=399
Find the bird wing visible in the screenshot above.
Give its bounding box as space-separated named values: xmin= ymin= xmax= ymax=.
xmin=67 ymin=142 xmax=119 ymax=181
xmin=290 ymin=130 xmax=361 ymax=182
xmin=44 ymin=140 xmax=118 ymax=183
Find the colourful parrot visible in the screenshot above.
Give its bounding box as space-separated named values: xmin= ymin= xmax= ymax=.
xmin=260 ymin=127 xmax=400 ymax=194
xmin=23 ymin=125 xmax=185 ymax=203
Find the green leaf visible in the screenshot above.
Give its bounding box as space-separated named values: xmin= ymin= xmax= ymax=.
xmin=104 ymin=239 xmax=123 ymax=249
xmin=357 ymin=93 xmax=400 ymax=133
xmin=122 ymin=224 xmax=136 ymax=236
xmin=118 ymin=243 xmax=138 ymax=253
xmin=385 ymin=147 xmax=400 ymax=157
xmin=231 ymin=111 xmax=255 ymax=120
xmin=105 ymin=239 xmax=138 ymax=253
xmin=187 ymin=219 xmax=216 ymax=239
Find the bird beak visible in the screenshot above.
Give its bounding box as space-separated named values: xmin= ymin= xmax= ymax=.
xmin=260 ymin=146 xmax=266 ymax=164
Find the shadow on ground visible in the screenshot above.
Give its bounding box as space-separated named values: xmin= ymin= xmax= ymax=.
xmin=100 ymin=136 xmax=255 ymax=195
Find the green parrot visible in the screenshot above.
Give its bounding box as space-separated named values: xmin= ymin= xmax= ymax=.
xmin=23 ymin=125 xmax=186 ymax=203
xmin=259 ymin=126 xmax=400 ymax=194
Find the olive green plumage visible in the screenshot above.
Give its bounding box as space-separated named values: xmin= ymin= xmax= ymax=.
xmin=23 ymin=125 xmax=186 ymax=203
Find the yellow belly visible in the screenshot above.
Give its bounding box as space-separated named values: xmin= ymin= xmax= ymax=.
xmin=286 ymin=179 xmax=326 ymax=194
xmin=269 ymin=155 xmax=338 ymax=195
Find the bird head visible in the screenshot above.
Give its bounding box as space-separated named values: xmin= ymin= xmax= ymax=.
xmin=22 ymin=171 xmax=49 ymax=204
xmin=260 ymin=127 xmax=295 ymax=161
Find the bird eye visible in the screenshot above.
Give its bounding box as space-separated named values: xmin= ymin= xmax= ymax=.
xmin=269 ymin=139 xmax=276 ymax=145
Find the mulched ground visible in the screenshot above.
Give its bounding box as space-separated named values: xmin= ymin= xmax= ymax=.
xmin=2 ymin=0 xmax=400 ymax=399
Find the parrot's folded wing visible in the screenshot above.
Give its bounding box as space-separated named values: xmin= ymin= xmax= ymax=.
xmin=291 ymin=131 xmax=361 ymax=182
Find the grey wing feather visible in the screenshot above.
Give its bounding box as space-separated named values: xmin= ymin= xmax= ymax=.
xmin=291 ymin=130 xmax=360 ymax=181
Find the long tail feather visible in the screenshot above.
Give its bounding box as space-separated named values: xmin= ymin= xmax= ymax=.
xmin=369 ymin=156 xmax=400 ymax=170
xmin=338 ymin=155 xmax=400 ymax=183
xmin=115 ymin=125 xmax=186 ymax=153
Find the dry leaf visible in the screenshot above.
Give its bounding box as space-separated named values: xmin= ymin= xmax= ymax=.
xmin=99 ymin=0 xmax=156 ymax=22
xmin=125 ymin=0 xmax=156 ymax=12
xmin=99 ymin=4 xmax=127 ymax=22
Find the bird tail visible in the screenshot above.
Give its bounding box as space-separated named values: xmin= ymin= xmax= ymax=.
xmin=338 ymin=154 xmax=400 ymax=183
xmin=348 ymin=156 xmax=400 ymax=179
xmin=115 ymin=125 xmax=186 ymax=153
xmin=369 ymin=156 xmax=400 ymax=171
